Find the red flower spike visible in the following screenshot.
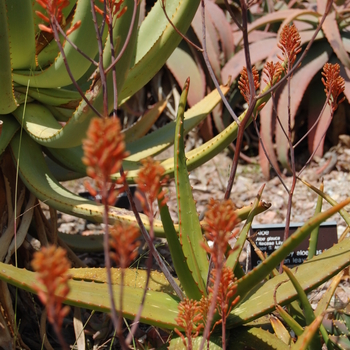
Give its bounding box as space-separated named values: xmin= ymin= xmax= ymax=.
xmin=238 ymin=66 xmax=260 ymax=104
xmin=35 ymin=0 xmax=78 ymax=35
xmin=82 ymin=117 xmax=129 ymax=203
xmin=31 ymin=246 xmax=71 ymax=330
xmin=263 ymin=61 xmax=283 ymax=87
xmin=322 ymin=63 xmax=346 ymax=112
xmin=135 ymin=157 xmax=168 ymax=215
xmin=277 ymin=23 xmax=301 ymax=70
xmin=202 ymin=198 xmax=240 ymax=266
xmin=109 ymin=222 xmax=140 ymax=268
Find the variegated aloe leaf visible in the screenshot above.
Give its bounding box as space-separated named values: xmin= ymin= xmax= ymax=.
xmin=0 ymin=263 xmax=180 ymax=329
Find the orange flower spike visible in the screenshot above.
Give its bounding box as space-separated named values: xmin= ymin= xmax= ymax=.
xmin=202 ymin=198 xmax=239 ymax=264
xmin=95 ymin=0 xmax=127 ymax=25
xmin=109 ymin=222 xmax=140 ymax=268
xmin=277 ymin=23 xmax=301 ymax=69
xmin=135 ymin=157 xmax=168 ymax=214
xmin=31 ymin=246 xmax=71 ymax=330
xmin=175 ymin=298 xmax=202 ymax=347
xmin=208 ymin=267 xmax=239 ymax=319
xmin=322 ymin=63 xmax=345 ymax=112
xmin=263 ymin=61 xmax=283 ymax=87
xmin=238 ymin=66 xmax=260 ymax=104
xmin=82 ymin=117 xmax=129 ymax=184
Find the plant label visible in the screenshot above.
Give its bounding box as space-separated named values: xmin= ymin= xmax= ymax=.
xmin=250 ymin=221 xmax=337 ymax=268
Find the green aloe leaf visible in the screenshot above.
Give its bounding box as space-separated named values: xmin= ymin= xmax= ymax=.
xmin=0 ymin=0 xmax=18 ymax=114
xmin=229 ymin=326 xmax=289 ymax=349
xmin=119 ymin=0 xmax=201 ymax=102
xmin=226 ymin=184 xmax=267 ymax=271
xmin=233 ymin=198 xmax=350 ymax=304
xmin=228 ymin=237 xmax=350 ymax=327
xmin=308 ymin=182 xmax=324 ymax=260
xmin=158 ymin=200 xmax=202 ymax=300
xmin=174 ymin=79 xmax=209 ymax=296
xmin=283 ymin=266 xmax=322 ymax=349
xmin=291 ymin=314 xmax=325 ymax=350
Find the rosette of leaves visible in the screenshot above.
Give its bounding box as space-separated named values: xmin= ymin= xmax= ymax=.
xmin=221 ymin=0 xmax=350 ymax=177
xmin=0 ymin=0 xmax=237 ymax=248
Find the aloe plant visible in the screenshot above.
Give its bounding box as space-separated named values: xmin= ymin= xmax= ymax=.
xmin=220 ymin=0 xmax=350 ymax=177
xmin=1 ymin=0 xmax=350 ymax=348
xmin=1 ymin=80 xmax=350 ymax=348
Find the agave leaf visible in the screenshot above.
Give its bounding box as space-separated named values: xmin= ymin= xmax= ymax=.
xmin=321 ymin=6 xmax=350 ymax=69
xmin=166 ymin=42 xmax=206 ymax=107
xmin=174 ymin=79 xmax=208 ymax=295
xmin=276 ymin=42 xmax=331 ymax=169
xmin=229 ymin=326 xmax=289 ymax=349
xmin=0 ymin=0 xmax=18 ymax=114
xmin=123 ymin=99 xmax=167 ymax=143
xmin=0 ymin=262 xmax=181 ymax=329
xmin=270 ymin=315 xmax=292 ymax=345
xmin=228 ymin=224 xmax=350 ymax=327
